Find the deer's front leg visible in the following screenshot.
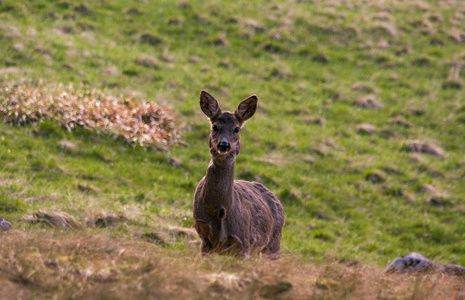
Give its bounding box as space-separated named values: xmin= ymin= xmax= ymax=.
xmin=200 ymin=239 xmax=214 ymax=256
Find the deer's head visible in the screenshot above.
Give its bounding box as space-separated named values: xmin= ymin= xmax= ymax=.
xmin=200 ymin=90 xmax=257 ymax=160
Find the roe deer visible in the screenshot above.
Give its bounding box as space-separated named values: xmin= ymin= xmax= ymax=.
xmin=193 ymin=90 xmax=285 ymax=259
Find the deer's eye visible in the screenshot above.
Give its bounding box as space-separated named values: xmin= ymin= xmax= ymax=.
xmin=233 ymin=127 xmax=240 ymax=133
xmin=212 ymin=125 xmax=218 ymax=132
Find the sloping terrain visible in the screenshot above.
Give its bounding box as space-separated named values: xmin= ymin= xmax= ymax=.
xmin=1 ymin=0 xmax=465 ymax=298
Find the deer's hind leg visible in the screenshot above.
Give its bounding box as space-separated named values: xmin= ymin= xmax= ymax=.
xmin=262 ymin=241 xmax=281 ymax=260
xmin=261 ymin=227 xmax=283 ymax=260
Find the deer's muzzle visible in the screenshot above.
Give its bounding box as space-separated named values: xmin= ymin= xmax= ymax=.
xmin=217 ymin=141 xmax=231 ymax=152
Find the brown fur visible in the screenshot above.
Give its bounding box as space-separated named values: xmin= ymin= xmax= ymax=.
xmin=193 ymin=90 xmax=285 ymax=259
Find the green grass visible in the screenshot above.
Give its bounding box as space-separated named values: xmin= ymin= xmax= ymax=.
xmin=1 ymin=0 xmax=465 ymax=297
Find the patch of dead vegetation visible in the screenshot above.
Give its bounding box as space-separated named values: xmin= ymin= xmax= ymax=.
xmin=85 ymin=211 xmax=125 ymax=228
xmin=0 ymin=24 xmax=21 ymax=39
xmin=0 ymin=231 xmax=464 ymax=299
xmin=74 ymin=182 xmax=101 ymax=194
xmin=0 ymin=67 xmax=19 ymax=76
xmin=22 ymin=209 xmax=82 ymax=229
xmin=389 ymin=117 xmax=411 ymax=127
xmin=351 ymin=82 xmax=377 ymax=94
xmin=426 ymin=195 xmax=452 ymax=207
xmin=211 ymin=33 xmax=229 ymax=47
xmin=417 ymin=184 xmax=451 ymax=206
xmin=354 ymin=95 xmax=384 ymax=109
xmin=255 ymin=153 xmax=286 ymax=166
xmin=262 ymin=64 xmax=292 ymax=80
xmin=418 ymin=184 xmax=440 ymax=194
xmin=402 ymin=140 xmax=447 ymax=158
xmin=447 ymin=30 xmax=465 ymax=43
xmin=371 ymin=12 xmax=393 ymax=22
xmin=442 ymin=64 xmax=463 ymax=89
xmin=139 ymin=32 xmax=163 ymax=45
xmin=135 ymin=55 xmax=160 ymax=69
xmin=367 ymin=22 xmax=397 ymax=38
xmin=141 ymin=225 xmax=198 ymax=247
xmin=59 ymin=140 xmax=79 ymax=152
xmin=303 ymin=116 xmax=326 ymax=126
xmin=125 ymin=7 xmax=142 ymax=16
xmin=242 ymin=18 xmax=266 ymax=33
xmin=365 ymin=170 xmax=386 ymax=184
xmin=356 ymin=123 xmax=377 ymax=134
xmin=166 ymin=225 xmax=198 ymax=239
xmin=0 ymin=83 xmax=179 ymax=149
xmin=300 ymin=154 xmax=317 ymax=163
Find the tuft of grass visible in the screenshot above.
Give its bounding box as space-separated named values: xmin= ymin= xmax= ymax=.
xmin=402 ymin=140 xmax=447 ymax=158
xmin=22 ymin=209 xmax=82 ymax=229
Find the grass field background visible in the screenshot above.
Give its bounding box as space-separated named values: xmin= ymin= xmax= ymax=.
xmin=1 ymin=0 xmax=465 ymax=298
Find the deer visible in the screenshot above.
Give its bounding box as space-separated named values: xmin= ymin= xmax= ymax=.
xmin=193 ymin=90 xmax=285 ymax=259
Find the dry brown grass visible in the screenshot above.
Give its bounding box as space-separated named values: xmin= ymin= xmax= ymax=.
xmin=21 ymin=209 xmax=82 ymax=229
xmin=356 ymin=123 xmax=377 ymax=134
xmin=354 ymin=95 xmax=384 ymax=109
xmin=0 ymin=230 xmax=464 ymax=299
xmin=85 ymin=211 xmax=125 ymax=228
xmin=402 ymin=140 xmax=447 ymax=158
xmin=0 ymin=83 xmax=179 ymax=149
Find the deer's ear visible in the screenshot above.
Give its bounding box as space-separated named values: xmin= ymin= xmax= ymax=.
xmin=235 ymin=95 xmax=257 ymax=123
xmin=200 ymin=90 xmax=222 ymax=119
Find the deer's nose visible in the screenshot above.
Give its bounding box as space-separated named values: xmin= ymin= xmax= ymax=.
xmin=217 ymin=142 xmax=230 ymax=152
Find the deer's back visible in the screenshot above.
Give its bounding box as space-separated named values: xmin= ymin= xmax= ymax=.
xmin=233 ymin=181 xmax=284 ymax=222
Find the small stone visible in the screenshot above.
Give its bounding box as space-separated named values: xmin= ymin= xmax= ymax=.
xmin=0 ymin=217 xmax=12 ymax=231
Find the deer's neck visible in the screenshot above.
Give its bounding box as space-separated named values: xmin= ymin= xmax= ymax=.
xmin=203 ymin=158 xmax=235 ymax=208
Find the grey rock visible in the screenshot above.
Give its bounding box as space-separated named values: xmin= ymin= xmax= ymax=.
xmin=440 ymin=264 xmax=465 ymax=276
xmin=0 ymin=217 xmax=12 ymax=231
xmin=386 ymin=252 xmax=437 ymax=273
xmin=386 ymin=252 xmax=465 ymax=276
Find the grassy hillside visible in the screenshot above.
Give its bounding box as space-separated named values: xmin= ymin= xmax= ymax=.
xmin=1 ymin=0 xmax=465 ymax=298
